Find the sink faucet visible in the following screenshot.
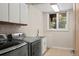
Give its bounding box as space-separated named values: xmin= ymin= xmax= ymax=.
xmin=37 ymin=29 xmax=39 ymax=36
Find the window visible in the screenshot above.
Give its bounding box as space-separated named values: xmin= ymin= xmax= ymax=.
xmin=48 ymin=12 xmax=68 ymax=31
xmin=49 ymin=14 xmax=57 ymax=29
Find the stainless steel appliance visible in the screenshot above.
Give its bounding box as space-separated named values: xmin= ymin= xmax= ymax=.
xmin=0 ymin=33 xmax=28 ymax=56
xmin=0 ymin=34 xmax=21 ymax=50
xmin=11 ymin=33 xmax=42 ymax=56
xmin=24 ymin=37 xmax=41 ymax=56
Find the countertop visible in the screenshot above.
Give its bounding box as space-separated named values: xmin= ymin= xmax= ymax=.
xmin=23 ymin=36 xmax=45 ymax=43
xmin=0 ymin=42 xmax=27 ymax=55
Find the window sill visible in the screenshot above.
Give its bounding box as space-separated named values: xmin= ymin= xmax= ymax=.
xmin=47 ymin=29 xmax=69 ymax=32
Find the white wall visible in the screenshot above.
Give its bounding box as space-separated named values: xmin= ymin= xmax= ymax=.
xmin=43 ymin=10 xmax=75 ymax=50
xmin=26 ymin=5 xmax=44 ymax=36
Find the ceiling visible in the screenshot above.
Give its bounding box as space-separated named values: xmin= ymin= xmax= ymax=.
xmin=57 ymin=3 xmax=73 ymax=11
xmin=32 ymin=3 xmax=73 ymax=13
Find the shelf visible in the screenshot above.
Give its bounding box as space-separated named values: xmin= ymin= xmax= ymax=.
xmin=0 ymin=21 xmax=27 ymax=26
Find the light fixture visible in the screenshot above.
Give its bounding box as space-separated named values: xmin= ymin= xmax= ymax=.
xmin=51 ymin=5 xmax=59 ymax=12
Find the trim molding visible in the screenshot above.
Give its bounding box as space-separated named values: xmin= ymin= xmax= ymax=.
xmin=47 ymin=46 xmax=75 ymax=51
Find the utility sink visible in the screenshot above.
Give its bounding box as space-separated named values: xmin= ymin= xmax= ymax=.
xmin=0 ymin=40 xmax=22 ymax=50
xmin=39 ymin=36 xmax=45 ymax=38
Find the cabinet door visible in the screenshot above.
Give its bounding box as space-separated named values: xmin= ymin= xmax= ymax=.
xmin=20 ymin=3 xmax=28 ymax=24
xmin=0 ymin=3 xmax=8 ymax=21
xmin=9 ymin=3 xmax=20 ymax=23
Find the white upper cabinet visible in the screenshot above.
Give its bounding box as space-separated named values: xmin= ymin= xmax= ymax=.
xmin=0 ymin=3 xmax=28 ymax=25
xmin=9 ymin=3 xmax=20 ymax=23
xmin=0 ymin=3 xmax=8 ymax=21
xmin=20 ymin=3 xmax=28 ymax=24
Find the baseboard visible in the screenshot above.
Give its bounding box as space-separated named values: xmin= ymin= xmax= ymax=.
xmin=47 ymin=46 xmax=75 ymax=51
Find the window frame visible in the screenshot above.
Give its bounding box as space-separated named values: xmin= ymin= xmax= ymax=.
xmin=47 ymin=12 xmax=69 ymax=31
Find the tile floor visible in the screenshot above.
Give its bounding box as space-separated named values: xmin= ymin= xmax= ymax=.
xmin=44 ymin=48 xmax=74 ymax=56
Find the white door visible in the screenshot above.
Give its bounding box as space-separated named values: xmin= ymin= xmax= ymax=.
xmin=0 ymin=3 xmax=8 ymax=21
xmin=20 ymin=3 xmax=28 ymax=24
xmin=9 ymin=3 xmax=20 ymax=23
